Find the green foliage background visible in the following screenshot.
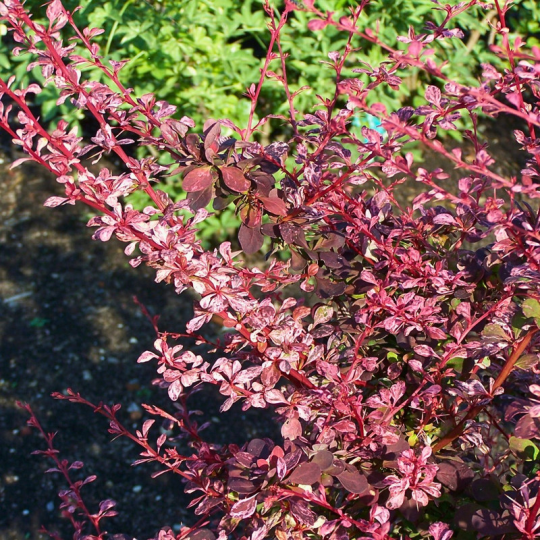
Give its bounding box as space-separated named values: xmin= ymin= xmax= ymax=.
xmin=0 ymin=0 xmax=537 ymax=246
xmin=1 ymin=0 xmax=537 ymax=132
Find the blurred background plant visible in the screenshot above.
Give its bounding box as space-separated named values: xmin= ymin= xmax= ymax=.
xmin=3 ymin=0 xmax=538 ymax=133
xmin=1 ymin=0 xmax=537 ymax=247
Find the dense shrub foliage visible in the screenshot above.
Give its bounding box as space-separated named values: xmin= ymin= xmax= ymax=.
xmin=2 ymin=0 xmax=533 ymax=248
xmin=1 ymin=0 xmax=540 ymax=539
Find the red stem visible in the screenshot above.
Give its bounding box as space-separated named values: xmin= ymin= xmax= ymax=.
xmin=433 ymin=329 xmax=536 ymax=453
xmin=18 ymin=403 xmax=105 ymax=537
xmin=523 ymin=487 xmax=540 ymax=539
xmin=244 ymin=4 xmax=291 ymax=140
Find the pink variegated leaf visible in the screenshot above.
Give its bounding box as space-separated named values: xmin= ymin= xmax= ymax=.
xmin=44 ymin=196 xmax=70 ymax=207
xmin=429 ymin=522 xmax=453 ymax=540
xmin=281 ymin=417 xmax=302 ymax=440
xmin=10 ymin=157 xmax=33 ymax=169
xmin=46 ymin=0 xmax=63 ymax=23
xmin=137 ymin=351 xmax=159 ymax=363
xmin=167 ymin=379 xmax=182 ymax=401
xmin=141 ymin=419 xmax=155 ymax=438
xmin=290 ymin=499 xmax=317 ymax=526
xmin=230 ymin=495 xmax=257 ymax=519
xmin=425 ymin=85 xmax=441 ymax=107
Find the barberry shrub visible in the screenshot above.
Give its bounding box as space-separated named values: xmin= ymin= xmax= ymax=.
xmin=1 ymin=0 xmax=540 ymax=539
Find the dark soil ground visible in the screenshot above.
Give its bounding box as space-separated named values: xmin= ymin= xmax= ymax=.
xmin=0 ymin=140 xmax=279 ymax=540
xmin=0 ymin=116 xmax=530 ymax=540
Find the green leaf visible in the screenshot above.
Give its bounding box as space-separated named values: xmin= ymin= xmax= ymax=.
xmin=509 ymin=436 xmax=540 ymax=461
xmin=0 ymin=53 xmax=10 ymax=70
xmin=515 ymin=354 xmax=540 ymax=370
xmin=522 ymin=298 xmax=540 ymax=325
xmin=447 ymin=357 xmax=465 ymax=372
xmin=482 ymin=323 xmax=510 ymax=340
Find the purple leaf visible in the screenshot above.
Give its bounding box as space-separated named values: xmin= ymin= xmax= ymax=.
xmin=287 ymin=462 xmax=321 ymax=485
xmin=515 ymin=415 xmax=540 ymax=439
xmin=247 ymin=439 xmax=269 ymax=458
xmin=221 ymin=167 xmax=251 ymax=192
xmin=259 ymin=196 xmax=287 ymax=216
xmin=194 ymin=495 xmax=225 ymax=516
xmin=183 ymin=167 xmax=214 ymax=192
xmin=238 ymin=224 xmax=264 ymax=254
xmin=185 ymin=133 xmax=201 ymax=159
xmin=436 ymin=460 xmax=474 ymax=492
xmin=315 ymin=275 xmax=346 ymax=298
xmin=455 ymin=506 xmax=515 ymax=536
xmin=280 ymin=222 xmax=301 ymax=244
xmin=239 ymin=203 xmax=262 ymax=228
xmin=203 ymin=120 xmax=221 ymax=150
xmin=470 ymin=478 xmax=499 ymax=502
xmin=228 ymin=477 xmax=258 ymax=494
xmin=336 ymin=470 xmax=369 ymax=494
xmin=312 ymin=450 xmax=334 ymax=471
xmin=187 ymin=186 xmax=213 ymax=211
xmin=433 ymin=213 xmax=457 ymax=225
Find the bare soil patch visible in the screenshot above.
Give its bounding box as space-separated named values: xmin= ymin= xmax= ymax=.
xmin=0 ymin=142 xmax=276 ymax=540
